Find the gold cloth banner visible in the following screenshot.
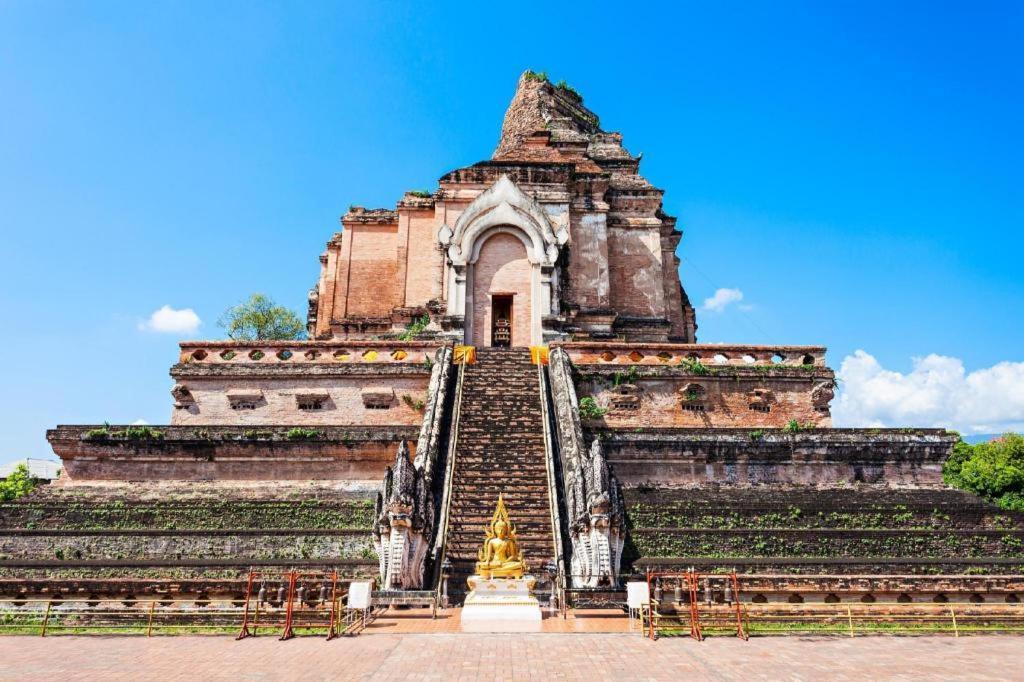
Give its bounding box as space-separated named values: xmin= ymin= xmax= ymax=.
xmin=530 ymin=346 xmax=549 ymax=365
xmin=454 ymin=345 xmax=476 ymax=365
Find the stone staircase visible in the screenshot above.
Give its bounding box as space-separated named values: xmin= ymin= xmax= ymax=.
xmin=443 ymin=348 xmax=555 ymax=599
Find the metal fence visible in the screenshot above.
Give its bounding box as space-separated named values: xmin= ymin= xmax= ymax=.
xmin=642 ymin=603 xmax=1024 ymax=639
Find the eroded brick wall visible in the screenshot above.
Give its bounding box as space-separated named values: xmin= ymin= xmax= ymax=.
xmin=607 ymin=227 xmax=665 ymax=317
xmin=345 ymin=224 xmax=402 ymax=317
xmin=577 ymin=375 xmax=830 ymax=428
xmin=170 ymin=376 xmax=429 ymax=426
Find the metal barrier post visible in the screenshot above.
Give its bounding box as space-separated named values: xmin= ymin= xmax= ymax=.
xmin=646 ymin=569 xmax=656 ymax=641
xmin=730 ymin=573 xmax=748 ymax=640
xmin=41 ymin=601 xmax=52 ymax=637
xmin=236 ymin=569 xmax=257 ymax=640
xmin=326 ymin=571 xmax=339 ymax=640
xmin=687 ymin=572 xmax=703 ymax=641
xmin=279 ymin=571 xmax=297 ymax=641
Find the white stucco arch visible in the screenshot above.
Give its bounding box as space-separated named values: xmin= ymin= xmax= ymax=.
xmin=438 ymin=175 xmax=566 ymax=346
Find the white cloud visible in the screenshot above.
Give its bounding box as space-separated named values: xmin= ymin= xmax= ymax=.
xmin=702 ymin=287 xmax=744 ymax=312
xmin=131 ymin=419 xmax=149 ymax=426
xmin=138 ymin=305 xmax=201 ymax=334
xmin=833 ymin=350 xmax=1024 ymax=434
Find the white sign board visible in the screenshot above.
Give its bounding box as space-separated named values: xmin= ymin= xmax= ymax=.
xmin=347 ymin=580 xmax=372 ymax=609
xmin=626 ymin=582 xmax=650 ymax=608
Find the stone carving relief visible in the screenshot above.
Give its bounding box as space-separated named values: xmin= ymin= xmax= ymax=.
xmin=566 ymin=439 xmax=626 ymax=588
xmin=548 ymin=348 xmax=626 ymax=588
xmin=373 ymin=441 xmax=434 ymax=590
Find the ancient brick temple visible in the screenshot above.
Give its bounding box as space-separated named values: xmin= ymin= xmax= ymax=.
xmin=4 ymin=73 xmax=1021 ymax=616
xmin=309 ymin=71 xmax=696 ymax=346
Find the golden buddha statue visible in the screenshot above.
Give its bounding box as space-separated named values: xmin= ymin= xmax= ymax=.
xmin=473 ymin=494 xmax=527 ymax=580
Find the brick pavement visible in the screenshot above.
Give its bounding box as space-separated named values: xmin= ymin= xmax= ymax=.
xmin=0 ymin=634 xmax=1021 ymax=681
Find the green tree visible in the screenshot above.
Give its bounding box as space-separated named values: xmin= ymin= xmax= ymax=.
xmin=0 ymin=464 xmax=39 ymax=502
xmin=218 ymin=294 xmax=306 ymax=341
xmin=944 ymin=434 xmax=1024 ymax=511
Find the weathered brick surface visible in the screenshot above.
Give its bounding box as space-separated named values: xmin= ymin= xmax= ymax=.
xmin=469 ymin=233 xmax=533 ymax=347
xmin=47 ymin=425 xmax=417 ymax=481
xmin=345 ymin=223 xmax=402 ymax=317
xmin=170 ymin=375 xmax=429 ymax=426
xmin=443 ymin=349 xmax=555 ymax=594
xmin=595 ymin=428 xmax=954 ymax=487
xmin=307 ymin=72 xmax=697 ymax=343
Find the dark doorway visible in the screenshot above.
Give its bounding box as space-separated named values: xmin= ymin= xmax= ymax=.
xmin=491 ymin=295 xmax=513 ymax=347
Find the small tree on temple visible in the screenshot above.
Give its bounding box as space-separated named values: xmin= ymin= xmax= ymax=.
xmin=0 ymin=464 xmax=39 ymax=502
xmin=218 ymin=294 xmax=306 ymax=341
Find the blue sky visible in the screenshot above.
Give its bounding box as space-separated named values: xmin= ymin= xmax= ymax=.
xmin=1 ymin=1 xmax=1022 ymax=463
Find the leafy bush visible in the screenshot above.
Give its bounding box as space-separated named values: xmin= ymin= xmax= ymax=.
xmin=83 ymin=424 xmax=163 ymax=441
xmin=123 ymin=426 xmax=164 ymax=441
xmin=578 ymin=396 xmax=607 ymax=420
xmin=678 ymin=357 xmax=709 ymax=376
xmin=0 ymin=464 xmax=39 ymax=502
xmin=398 ymin=315 xmax=430 ymax=341
xmin=524 ymin=70 xmax=548 ymax=83
xmin=285 ymin=428 xmax=322 ymax=441
xmin=407 ymin=189 xmax=432 ymax=198
xmin=402 ymin=395 xmax=426 ymax=411
xmin=783 ymin=420 xmax=803 ymax=434
xmin=944 ymin=434 xmax=1024 ymax=511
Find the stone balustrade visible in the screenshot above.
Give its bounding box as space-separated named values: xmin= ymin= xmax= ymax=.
xmin=552 ymin=342 xmax=827 ymax=367
xmin=178 ymin=340 xmax=447 ymax=366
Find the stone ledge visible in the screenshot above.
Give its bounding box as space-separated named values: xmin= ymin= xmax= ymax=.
xmin=0 ymin=528 xmax=369 ymax=536
xmin=171 ymin=363 xmax=433 ymax=378
xmin=592 ymin=428 xmax=956 ymax=487
xmin=634 ymin=556 xmax=1024 ymax=568
xmin=47 ymin=425 xmax=418 ymax=482
xmin=575 ymin=364 xmax=834 ymax=381
xmin=591 ymin=427 xmax=955 ymax=445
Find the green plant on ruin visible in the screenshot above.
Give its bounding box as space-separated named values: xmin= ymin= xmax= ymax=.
xmin=524 ymin=70 xmax=549 ymax=83
xmin=783 ymin=420 xmax=812 ymax=434
xmin=0 ymin=464 xmax=38 ymax=502
xmin=83 ymin=423 xmax=112 ymax=441
xmin=678 ymin=357 xmax=709 ymax=376
xmin=612 ymin=365 xmax=640 ymax=387
xmin=555 ymin=79 xmax=582 ymax=101
xmin=285 ymin=428 xmax=322 ymax=441
xmin=122 ymin=426 xmax=164 ymax=441
xmin=749 ymin=429 xmax=764 ymax=442
xmin=84 ymin=423 xmax=163 ymax=442
xmin=402 ymin=395 xmax=426 ymax=412
xmin=578 ymin=396 xmax=608 ymax=420
xmin=242 ymin=429 xmax=273 ymax=441
xmin=422 ymin=356 xmax=434 ymax=371
xmin=397 ymin=314 xmax=430 ymax=341
xmin=407 ymin=189 xmax=432 ymax=198
xmin=218 ymin=293 xmax=306 ymax=341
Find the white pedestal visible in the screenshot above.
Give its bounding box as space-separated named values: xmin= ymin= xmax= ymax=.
xmin=460 ymin=576 xmax=542 ymax=631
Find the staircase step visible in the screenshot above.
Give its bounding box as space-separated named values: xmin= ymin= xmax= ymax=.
xmin=440 ymin=350 xmax=555 ymax=600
